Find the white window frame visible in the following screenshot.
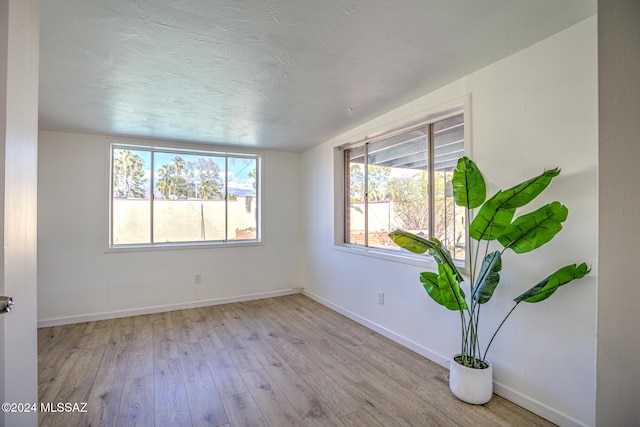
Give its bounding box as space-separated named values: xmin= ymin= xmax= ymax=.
xmin=333 ymin=96 xmax=471 ymax=269
xmin=107 ymin=140 xmax=262 ymax=251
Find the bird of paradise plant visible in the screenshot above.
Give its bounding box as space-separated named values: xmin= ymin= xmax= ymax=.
xmin=389 ymin=157 xmax=590 ymax=369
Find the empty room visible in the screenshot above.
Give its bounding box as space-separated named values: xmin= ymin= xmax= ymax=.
xmin=1 ymin=0 xmax=639 ymax=426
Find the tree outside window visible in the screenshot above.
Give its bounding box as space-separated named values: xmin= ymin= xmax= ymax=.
xmin=344 ymin=113 xmax=465 ymax=260
xmin=111 ymin=145 xmax=259 ymax=246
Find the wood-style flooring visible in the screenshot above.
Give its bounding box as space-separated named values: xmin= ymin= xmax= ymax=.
xmin=38 ymin=294 xmax=554 ymax=426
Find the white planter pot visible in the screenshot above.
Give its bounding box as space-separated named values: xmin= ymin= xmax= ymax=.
xmin=448 ymin=355 xmax=493 ymax=405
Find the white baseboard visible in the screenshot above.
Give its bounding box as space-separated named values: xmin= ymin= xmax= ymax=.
xmin=37 ymin=288 xmax=300 ymax=328
xmin=302 ymin=289 xmax=590 ymax=427
xmin=491 ymin=382 xmax=590 ymax=427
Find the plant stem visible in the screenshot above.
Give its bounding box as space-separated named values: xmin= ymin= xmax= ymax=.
xmin=459 ymin=309 xmax=467 ymax=358
xmin=475 ymin=305 xmax=482 ymax=359
xmin=483 ymin=302 xmax=520 ymax=360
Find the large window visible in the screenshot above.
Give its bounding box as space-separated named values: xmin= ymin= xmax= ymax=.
xmin=344 ymin=113 xmax=465 ymax=260
xmin=110 ymin=144 xmax=260 ymax=247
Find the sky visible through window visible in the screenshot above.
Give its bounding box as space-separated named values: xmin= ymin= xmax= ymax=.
xmin=153 ymin=152 xmax=255 ymax=198
xmin=115 ymin=149 xmax=256 ymax=199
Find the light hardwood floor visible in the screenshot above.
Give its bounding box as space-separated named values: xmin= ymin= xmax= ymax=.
xmin=38 ymin=294 xmax=554 ymax=426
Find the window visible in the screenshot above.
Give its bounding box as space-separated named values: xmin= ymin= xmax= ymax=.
xmin=110 ymin=144 xmax=260 ymax=247
xmin=344 ymin=113 xmax=465 ymax=260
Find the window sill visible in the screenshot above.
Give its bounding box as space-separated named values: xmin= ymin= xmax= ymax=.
xmin=333 ymin=243 xmax=436 ymax=268
xmin=105 ymin=240 xmax=263 ymax=253
xmin=333 ymin=243 xmax=467 ymax=273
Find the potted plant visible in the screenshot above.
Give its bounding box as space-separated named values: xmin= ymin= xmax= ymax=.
xmin=388 ymin=156 xmax=590 ymax=405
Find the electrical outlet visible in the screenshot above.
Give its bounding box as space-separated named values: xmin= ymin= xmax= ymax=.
xmin=378 ymin=292 xmax=384 ymax=305
xmin=194 ymin=273 xmax=201 ymax=284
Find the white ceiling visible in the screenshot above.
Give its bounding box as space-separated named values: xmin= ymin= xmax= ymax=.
xmin=39 ymin=0 xmax=596 ymax=152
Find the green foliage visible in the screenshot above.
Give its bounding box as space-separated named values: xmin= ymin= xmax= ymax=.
xmin=515 ymin=263 xmax=591 ymax=303
xmin=389 ymin=157 xmax=589 ymax=367
xmin=452 ymin=157 xmax=486 ymax=209
xmin=388 ymin=170 xmax=430 ymax=230
xmin=248 ymin=167 xmax=257 ymax=193
xmin=387 ymin=229 xmax=432 ymax=254
xmin=472 ymin=251 xmax=502 ymax=304
xmin=185 ymin=157 xmax=224 ymax=199
xmin=156 ymin=160 xmax=189 ymax=199
xmin=498 ymin=202 xmax=568 ymax=254
xmin=421 ymin=264 xmax=468 ymax=311
xmin=349 ymin=164 xmax=365 ymax=202
xmin=469 ymin=167 xmax=560 ymax=241
xmin=113 ymin=150 xmax=147 ymax=198
xmin=495 ymin=167 xmax=561 ymax=209
xmin=367 ymin=165 xmax=391 ymax=201
xmin=388 ymin=230 xmax=462 ymax=281
xmin=347 ymin=160 xmax=462 ymax=255
xmin=469 ymin=200 xmax=516 ymax=241
xmin=156 ymin=156 xmax=223 ymax=200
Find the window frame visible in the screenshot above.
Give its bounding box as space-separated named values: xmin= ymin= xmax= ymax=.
xmin=334 ymin=96 xmax=470 ymax=269
xmin=107 ymin=141 xmax=262 ymax=251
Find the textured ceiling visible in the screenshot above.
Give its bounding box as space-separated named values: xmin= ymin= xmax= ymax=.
xmin=39 ymin=0 xmax=596 ymax=152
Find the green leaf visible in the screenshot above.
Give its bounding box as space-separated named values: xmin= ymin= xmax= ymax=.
xmin=388 ymin=229 xmax=434 ymax=255
xmin=428 ymin=237 xmax=463 ymax=282
xmin=452 ymin=157 xmax=486 ymax=209
xmin=468 ymin=167 xmax=560 ymax=241
xmin=421 ymin=264 xmax=467 ymax=311
xmin=497 ymin=202 xmax=568 ymax=254
xmin=389 ymin=230 xmax=462 ymax=281
xmin=495 ymin=167 xmax=561 ymax=210
xmin=472 ymin=251 xmax=502 ymax=304
xmin=469 ymin=197 xmax=516 ymax=240
xmin=514 ymin=263 xmax=591 ymax=303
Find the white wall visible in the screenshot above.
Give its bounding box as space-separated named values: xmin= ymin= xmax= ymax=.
xmin=597 ymin=0 xmax=640 ymax=424
xmin=301 ymin=17 xmax=597 ymax=427
xmin=38 ymin=131 xmax=302 ymax=324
